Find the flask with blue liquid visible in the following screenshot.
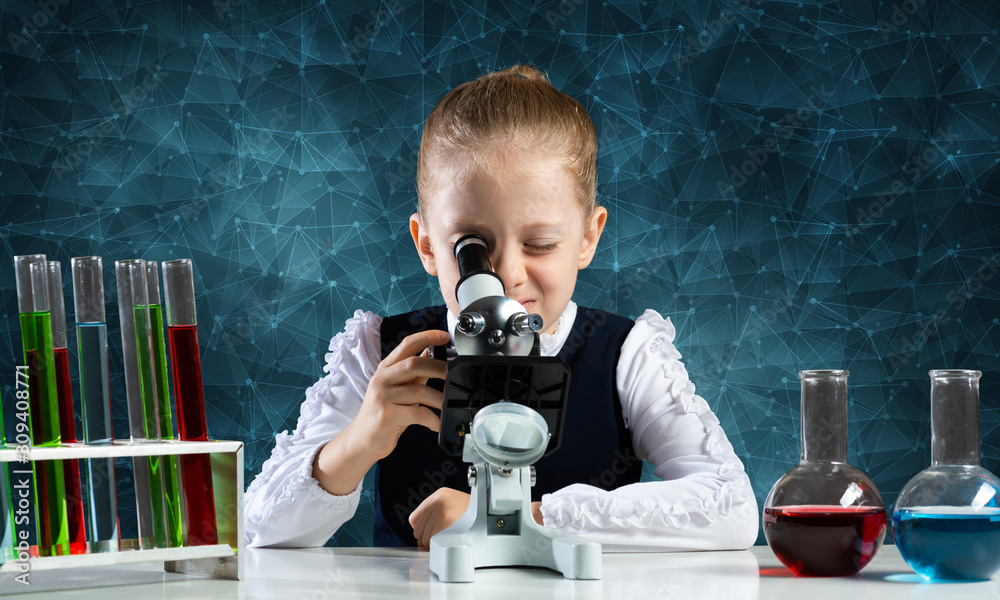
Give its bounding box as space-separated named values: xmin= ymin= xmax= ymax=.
xmin=893 ymin=370 xmax=1000 ymax=581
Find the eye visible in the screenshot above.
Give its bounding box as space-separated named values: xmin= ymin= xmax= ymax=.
xmin=525 ymin=241 xmax=560 ymax=253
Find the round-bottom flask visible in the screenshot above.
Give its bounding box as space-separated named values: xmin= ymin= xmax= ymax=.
xmin=763 ymin=370 xmax=886 ymax=576
xmin=893 ymin=370 xmax=1000 ymax=582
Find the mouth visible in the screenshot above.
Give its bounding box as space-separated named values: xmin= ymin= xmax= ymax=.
xmin=514 ymin=299 xmax=535 ymax=310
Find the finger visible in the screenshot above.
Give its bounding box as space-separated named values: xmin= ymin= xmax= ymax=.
xmin=383 ymin=330 xmax=451 ymax=366
xmin=408 ymin=501 xmax=423 ymax=529
xmin=382 ymin=384 xmax=444 ymax=410
xmin=411 ymin=506 xmax=428 ymax=547
xmin=422 ymin=513 xmax=440 ymax=547
xmin=416 ymin=501 xmax=439 ymax=548
xmin=379 ymin=356 xmax=448 ymax=387
xmin=411 ymin=345 xmax=441 ymax=386
xmin=403 ymin=405 xmax=441 ymax=433
xmin=410 ymin=511 xmax=423 ymax=545
xmin=409 ymin=499 xmax=426 ymax=543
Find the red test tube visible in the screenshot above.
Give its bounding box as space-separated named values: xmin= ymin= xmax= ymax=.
xmin=42 ymin=261 xmax=87 ymax=554
xmin=161 ymin=259 xmax=217 ymax=546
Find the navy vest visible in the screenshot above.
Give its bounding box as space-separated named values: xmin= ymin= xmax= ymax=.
xmin=373 ymin=305 xmax=643 ymax=546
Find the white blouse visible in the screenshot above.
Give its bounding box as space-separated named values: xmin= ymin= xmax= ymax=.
xmin=243 ymin=301 xmax=759 ymax=552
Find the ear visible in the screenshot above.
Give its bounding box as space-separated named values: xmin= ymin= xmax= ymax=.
xmin=410 ymin=212 xmax=438 ymax=276
xmin=578 ymin=206 xmax=607 ymax=269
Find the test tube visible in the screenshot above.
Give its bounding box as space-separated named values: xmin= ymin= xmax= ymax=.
xmin=43 ymin=261 xmax=88 ymax=554
xmin=71 ymin=256 xmax=120 ymax=552
xmin=115 ymin=259 xmax=168 ymax=549
xmin=146 ymin=261 xmax=184 ymax=547
xmin=0 ymin=391 xmax=13 ymax=564
xmin=162 ymin=259 xmax=218 ymax=546
xmin=15 ymin=255 xmax=69 ymax=557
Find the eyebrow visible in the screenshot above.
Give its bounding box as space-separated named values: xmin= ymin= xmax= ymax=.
xmin=450 ymin=220 xmax=569 ymax=235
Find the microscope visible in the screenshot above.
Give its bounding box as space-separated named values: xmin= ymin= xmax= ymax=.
xmin=428 ymin=234 xmax=602 ymax=583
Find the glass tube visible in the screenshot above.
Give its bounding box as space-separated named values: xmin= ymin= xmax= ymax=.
xmin=162 ymin=259 xmax=217 ymax=546
xmin=15 ymin=255 xmax=69 ymax=557
xmin=930 ymin=370 xmax=980 ymax=466
xmin=146 ymin=261 xmax=185 ymax=547
xmin=799 ymin=370 xmax=849 ymax=462
xmin=71 ymin=256 xmax=119 ymax=552
xmin=115 ymin=259 xmax=168 ymax=549
xmin=43 ymin=261 xmax=87 ymax=554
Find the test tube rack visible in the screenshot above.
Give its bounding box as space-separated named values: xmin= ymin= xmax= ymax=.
xmin=0 ymin=439 xmax=243 ymax=581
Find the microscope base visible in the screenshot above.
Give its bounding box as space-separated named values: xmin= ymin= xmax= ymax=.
xmin=429 ymin=464 xmax=602 ymax=583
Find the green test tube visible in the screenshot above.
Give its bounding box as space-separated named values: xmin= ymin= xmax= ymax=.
xmin=146 ymin=261 xmax=184 ymax=547
xmin=115 ymin=259 xmax=168 ymax=549
xmin=14 ymin=255 xmax=69 ymax=557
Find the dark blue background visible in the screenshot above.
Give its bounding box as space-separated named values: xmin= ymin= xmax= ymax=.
xmin=1 ymin=0 xmax=998 ymax=546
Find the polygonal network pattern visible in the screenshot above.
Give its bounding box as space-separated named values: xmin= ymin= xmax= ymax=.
xmin=1 ymin=0 xmax=998 ymax=546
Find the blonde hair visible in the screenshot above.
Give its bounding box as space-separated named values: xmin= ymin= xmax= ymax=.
xmin=416 ymin=65 xmax=597 ymax=219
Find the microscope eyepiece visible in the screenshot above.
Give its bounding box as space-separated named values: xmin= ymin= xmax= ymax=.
xmin=453 ymin=234 xmax=505 ymax=310
xmin=454 ymin=234 xmax=493 ymax=278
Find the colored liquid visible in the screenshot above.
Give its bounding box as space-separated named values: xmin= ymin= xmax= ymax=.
xmin=893 ymin=509 xmax=1000 ymax=581
xmin=130 ymin=457 xmax=155 ymax=549
xmin=763 ymin=505 xmax=886 ymax=576
xmin=1 ymin=408 xmax=12 ymax=564
xmin=21 ymin=313 xmax=60 ymax=445
xmin=53 ymin=347 xmax=88 ymax=554
xmin=76 ymin=323 xmax=119 ymax=551
xmin=78 ymin=323 xmax=114 ymax=442
xmin=180 ymin=454 xmax=218 ymax=545
xmin=0 ymin=462 xmax=12 ymax=564
xmin=150 ymin=304 xmax=184 ymax=547
xmin=168 ymin=324 xmax=217 ymax=545
xmin=133 ymin=306 xmax=161 ymax=439
xmin=133 ymin=305 xmax=169 ymax=548
xmin=20 ymin=312 xmax=70 ymax=557
xmin=85 ymin=457 xmax=119 ymax=552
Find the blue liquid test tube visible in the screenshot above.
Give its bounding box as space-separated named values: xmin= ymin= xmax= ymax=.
xmin=71 ymin=256 xmax=120 ymax=552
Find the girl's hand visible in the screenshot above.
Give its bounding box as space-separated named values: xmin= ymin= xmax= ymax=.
xmin=409 ymin=491 xmax=547 ymax=548
xmin=409 ymin=488 xmax=470 ymax=547
xmin=314 ymin=329 xmax=450 ymax=497
xmin=350 ymin=329 xmax=450 ymax=463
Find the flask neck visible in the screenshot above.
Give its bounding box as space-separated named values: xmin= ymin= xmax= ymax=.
xmin=799 ymin=371 xmax=849 ymax=463
xmin=930 ymin=370 xmax=981 ymax=466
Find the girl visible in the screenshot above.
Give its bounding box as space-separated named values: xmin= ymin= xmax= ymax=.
xmin=244 ymin=65 xmax=758 ymax=551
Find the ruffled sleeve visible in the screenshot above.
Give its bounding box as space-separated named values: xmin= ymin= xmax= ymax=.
xmin=243 ymin=310 xmax=382 ymax=548
xmin=539 ymin=309 xmax=759 ymax=551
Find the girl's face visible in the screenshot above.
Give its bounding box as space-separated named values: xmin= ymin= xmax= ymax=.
xmin=410 ymin=155 xmax=606 ymax=335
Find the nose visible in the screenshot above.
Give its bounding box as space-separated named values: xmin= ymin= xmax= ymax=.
xmin=490 ymin=242 xmax=527 ymax=292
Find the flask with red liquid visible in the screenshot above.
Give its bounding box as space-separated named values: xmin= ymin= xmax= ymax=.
xmin=763 ymin=370 xmax=886 ymax=576
xmin=162 ymin=258 xmax=218 ymax=546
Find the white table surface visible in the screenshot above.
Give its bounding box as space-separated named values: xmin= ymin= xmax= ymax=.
xmin=2 ymin=544 xmax=999 ymax=599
